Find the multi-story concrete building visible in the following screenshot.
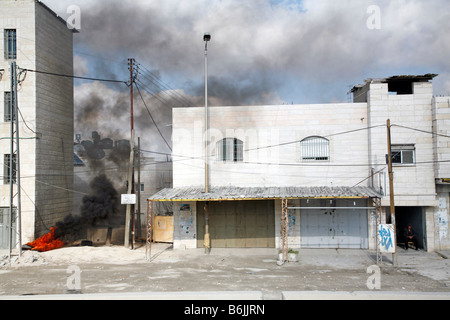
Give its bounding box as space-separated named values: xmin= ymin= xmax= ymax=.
xmin=0 ymin=0 xmax=74 ymax=248
xmin=150 ymin=74 xmax=450 ymax=252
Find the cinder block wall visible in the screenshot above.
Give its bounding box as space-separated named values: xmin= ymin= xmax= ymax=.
xmin=33 ymin=2 xmax=74 ymax=238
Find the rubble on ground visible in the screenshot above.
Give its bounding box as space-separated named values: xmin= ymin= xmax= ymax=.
xmin=0 ymin=251 xmax=47 ymax=268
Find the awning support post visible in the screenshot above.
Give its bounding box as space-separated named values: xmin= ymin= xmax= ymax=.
xmin=204 ymin=202 xmax=211 ymax=255
xmin=146 ymin=200 xmax=153 ymax=261
xmin=373 ymin=198 xmax=383 ymax=265
xmin=280 ymin=198 xmax=289 ymax=264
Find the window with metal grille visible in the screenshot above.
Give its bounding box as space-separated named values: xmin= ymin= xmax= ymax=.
xmin=300 ymin=136 xmax=330 ymax=161
xmin=217 ymin=138 xmax=243 ymax=162
xmin=4 ymin=29 xmax=17 ymax=60
xmin=4 ymin=154 xmax=16 ymax=184
xmin=4 ymin=92 xmax=15 ymax=122
xmin=391 ymin=145 xmax=415 ymax=165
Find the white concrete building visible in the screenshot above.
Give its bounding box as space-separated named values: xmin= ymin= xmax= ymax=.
xmin=150 ymin=74 xmax=450 ymax=252
xmin=0 ymin=0 xmax=74 ymax=248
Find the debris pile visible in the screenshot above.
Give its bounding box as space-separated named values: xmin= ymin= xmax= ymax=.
xmin=0 ymin=251 xmax=47 ymax=268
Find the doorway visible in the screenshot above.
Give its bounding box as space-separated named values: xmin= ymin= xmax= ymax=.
xmin=395 ymin=206 xmax=426 ymax=250
xmin=197 ymin=200 xmax=275 ymax=248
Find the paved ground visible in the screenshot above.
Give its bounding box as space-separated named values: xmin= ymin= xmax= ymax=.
xmin=0 ymin=244 xmax=449 ymax=299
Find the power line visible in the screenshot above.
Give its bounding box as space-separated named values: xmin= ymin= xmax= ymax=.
xmin=21 ymin=68 xmax=128 ymax=84
xmin=392 ymin=124 xmax=450 ymax=139
xmin=245 ymin=124 xmax=386 ymax=152
xmin=136 ymin=63 xmax=196 ymax=108
xmin=135 ymin=82 xmax=173 ymax=152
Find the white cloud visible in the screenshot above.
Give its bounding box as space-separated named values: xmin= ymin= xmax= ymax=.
xmin=74 ymin=55 xmax=88 ymax=76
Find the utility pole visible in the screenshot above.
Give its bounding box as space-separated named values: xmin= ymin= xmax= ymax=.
xmin=136 ymin=137 xmax=141 ymax=239
xmin=9 ymin=61 xmax=21 ymax=258
xmin=387 ymin=119 xmax=398 ymax=266
xmin=128 ymin=58 xmax=135 ymax=134
xmin=125 ymin=58 xmax=136 ymax=249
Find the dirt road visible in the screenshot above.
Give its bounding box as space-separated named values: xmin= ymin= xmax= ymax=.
xmin=1 ymin=245 xmax=449 ymax=297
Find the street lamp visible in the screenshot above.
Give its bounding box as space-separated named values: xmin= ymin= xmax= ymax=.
xmin=204 ymin=33 xmax=211 ymax=194
xmin=204 ymin=33 xmax=211 ymax=255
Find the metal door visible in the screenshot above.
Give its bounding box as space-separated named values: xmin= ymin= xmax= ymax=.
xmin=301 ymin=208 xmax=368 ymax=249
xmin=197 ymin=200 xmax=275 ymax=248
xmin=0 ymin=208 xmax=12 ymax=249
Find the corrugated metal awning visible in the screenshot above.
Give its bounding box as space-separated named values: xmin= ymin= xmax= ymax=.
xmin=148 ymin=186 xmax=382 ymax=202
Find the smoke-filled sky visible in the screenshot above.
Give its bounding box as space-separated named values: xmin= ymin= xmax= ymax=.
xmin=41 ymin=0 xmax=450 ymax=152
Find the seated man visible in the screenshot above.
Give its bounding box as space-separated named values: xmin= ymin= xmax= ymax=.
xmin=403 ymin=224 xmax=418 ymax=250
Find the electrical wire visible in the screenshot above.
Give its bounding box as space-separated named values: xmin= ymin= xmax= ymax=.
xmin=392 ymin=124 xmax=450 ymax=139
xmin=136 ymin=63 xmax=196 ymax=108
xmin=135 ymin=82 xmax=173 ymax=152
xmin=21 ymin=68 xmax=128 ymax=84
xmin=245 ymin=124 xmax=386 ymax=152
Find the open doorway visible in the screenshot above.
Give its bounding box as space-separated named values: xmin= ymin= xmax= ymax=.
xmin=395 ymin=207 xmax=426 ymax=250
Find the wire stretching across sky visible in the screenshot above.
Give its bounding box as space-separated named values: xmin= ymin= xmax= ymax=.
xmin=20 ymin=68 xmax=128 ymax=84
xmin=135 ymin=82 xmax=173 ymax=152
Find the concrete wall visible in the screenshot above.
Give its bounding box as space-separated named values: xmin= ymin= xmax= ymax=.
xmin=432 ymin=96 xmax=450 ymax=250
xmin=33 ymin=2 xmax=74 ymax=238
xmin=172 ymin=79 xmax=450 ymax=251
xmin=0 ymin=0 xmax=74 ymax=242
xmin=0 ymin=0 xmax=38 ymax=244
xmin=173 ymin=103 xmax=370 ymax=189
xmin=367 ymin=82 xmax=437 ymax=207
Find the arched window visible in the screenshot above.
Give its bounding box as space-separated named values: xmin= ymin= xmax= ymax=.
xmin=300 ymin=136 xmax=329 ymax=161
xmin=217 ymin=138 xmax=243 ymax=162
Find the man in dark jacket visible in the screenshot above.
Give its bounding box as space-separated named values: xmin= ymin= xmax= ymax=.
xmin=403 ymin=224 xmax=418 ymax=250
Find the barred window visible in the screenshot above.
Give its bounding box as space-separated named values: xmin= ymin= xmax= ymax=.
xmin=391 ymin=145 xmax=415 ymax=165
xmin=217 ymin=138 xmax=243 ymax=162
xmin=4 ymin=29 xmax=17 ymax=60
xmin=4 ymin=92 xmax=15 ymax=122
xmin=4 ymin=154 xmax=16 ymax=184
xmin=300 ymin=136 xmax=329 ymax=161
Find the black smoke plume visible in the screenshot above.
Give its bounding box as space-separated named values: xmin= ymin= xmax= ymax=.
xmin=55 ymin=174 xmax=119 ymax=238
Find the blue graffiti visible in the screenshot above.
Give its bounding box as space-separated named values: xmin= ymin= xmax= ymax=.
xmin=379 ymin=225 xmax=393 ymax=251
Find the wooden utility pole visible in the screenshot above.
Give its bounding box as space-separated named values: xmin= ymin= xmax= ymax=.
xmin=124 ymin=130 xmax=135 ymax=249
xmin=128 ymin=58 xmax=135 ymax=134
xmin=136 ymin=137 xmax=141 ymax=239
xmin=125 ymin=58 xmax=136 ymax=249
xmin=387 ymin=119 xmax=398 ymax=266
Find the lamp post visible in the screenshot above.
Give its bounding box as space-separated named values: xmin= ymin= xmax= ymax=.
xmin=203 ymin=33 xmax=211 ymax=254
xmin=204 ymin=33 xmax=211 ymax=194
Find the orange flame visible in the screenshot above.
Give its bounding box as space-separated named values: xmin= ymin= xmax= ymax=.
xmin=26 ymin=227 xmax=64 ymax=252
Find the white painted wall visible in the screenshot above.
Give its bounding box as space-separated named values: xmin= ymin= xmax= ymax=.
xmin=172 ymin=79 xmax=450 ymax=250
xmin=173 ymin=103 xmax=370 ymax=189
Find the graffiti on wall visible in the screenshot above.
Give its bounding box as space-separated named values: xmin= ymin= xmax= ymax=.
xmin=437 ymin=198 xmax=449 ymax=240
xmin=179 ymin=204 xmax=193 ymax=236
xmin=378 ymin=224 xmax=395 ymax=253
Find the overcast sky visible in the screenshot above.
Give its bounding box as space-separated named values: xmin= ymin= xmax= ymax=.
xmin=42 ymin=0 xmax=450 ymax=104
xmin=39 ymin=0 xmax=450 ymax=153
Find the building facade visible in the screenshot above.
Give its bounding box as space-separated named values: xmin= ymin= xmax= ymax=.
xmin=150 ymin=74 xmax=450 ymax=252
xmin=0 ymin=0 xmax=74 ymax=248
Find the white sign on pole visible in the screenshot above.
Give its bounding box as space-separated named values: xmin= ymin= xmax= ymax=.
xmin=121 ymin=194 xmax=136 ymax=205
xmin=378 ymin=224 xmax=396 ymax=253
